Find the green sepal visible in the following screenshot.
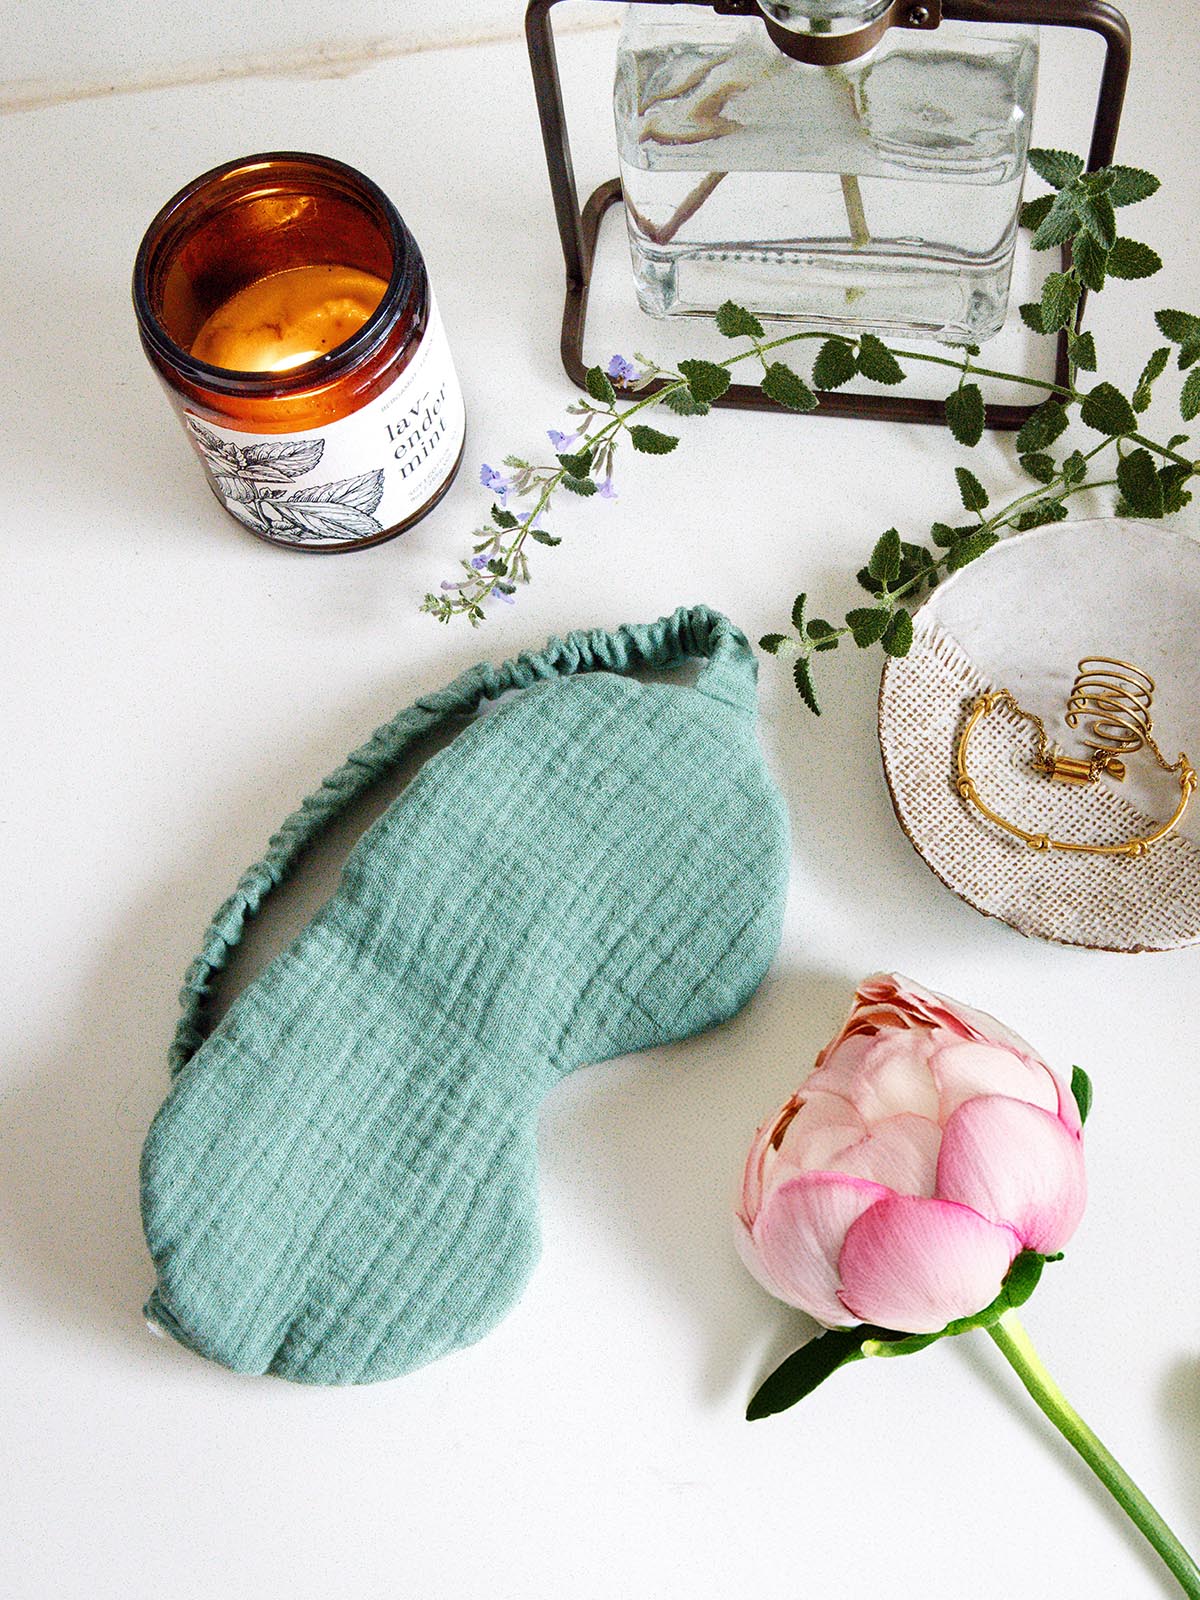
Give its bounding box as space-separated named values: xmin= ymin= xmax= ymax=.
xmin=955 ymin=466 xmax=990 ymax=512
xmin=678 ymin=357 xmax=732 ymax=406
xmin=813 ymin=338 xmax=857 ymax=391
xmin=861 ymin=1331 xmax=943 ymax=1359
xmin=746 ymin=1325 xmax=890 ymax=1420
xmin=585 ymin=365 xmax=616 ymax=405
xmin=869 ymin=527 xmax=902 ymax=584
xmin=1080 ymin=382 xmax=1138 ymax=437
xmin=1071 ymin=1064 xmax=1094 ymax=1125
xmin=627 ymin=425 xmax=679 ymax=455
xmin=945 ymin=383 xmax=985 ymax=447
xmin=715 ymin=299 xmax=765 ymax=340
xmin=762 ymin=360 xmax=817 ymax=412
xmin=856 ymin=333 xmax=905 ymax=385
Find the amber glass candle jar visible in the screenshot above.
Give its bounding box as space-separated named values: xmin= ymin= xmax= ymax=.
xmin=134 ymin=152 xmax=466 ymax=552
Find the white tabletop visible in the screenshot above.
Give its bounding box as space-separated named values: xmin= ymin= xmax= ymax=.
xmin=4 ymin=6 xmax=1199 ymax=1598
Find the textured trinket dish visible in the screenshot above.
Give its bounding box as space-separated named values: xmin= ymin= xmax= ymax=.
xmin=878 ymin=519 xmax=1200 ymax=950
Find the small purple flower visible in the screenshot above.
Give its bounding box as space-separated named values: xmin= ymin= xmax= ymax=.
xmin=598 ymin=474 xmax=618 ymax=500
xmin=548 ymin=428 xmax=579 ymax=452
xmin=480 ymin=463 xmax=513 ymax=502
xmin=440 ymin=580 xmax=463 ymax=592
xmin=606 ymin=354 xmax=641 ymax=386
xmin=492 ymin=588 xmax=516 ymax=606
xmin=470 ymin=554 xmax=491 ymax=570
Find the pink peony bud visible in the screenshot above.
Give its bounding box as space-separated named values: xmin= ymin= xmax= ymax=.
xmin=736 ymin=974 xmax=1086 ymax=1335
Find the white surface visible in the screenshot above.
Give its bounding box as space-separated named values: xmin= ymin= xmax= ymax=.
xmin=3 ymin=7 xmax=1199 ymax=1599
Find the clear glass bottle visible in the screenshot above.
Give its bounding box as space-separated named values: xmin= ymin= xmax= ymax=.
xmin=614 ymin=0 xmax=1039 ymax=344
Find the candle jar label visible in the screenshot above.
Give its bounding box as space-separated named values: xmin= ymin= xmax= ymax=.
xmin=183 ymin=300 xmax=465 ymax=549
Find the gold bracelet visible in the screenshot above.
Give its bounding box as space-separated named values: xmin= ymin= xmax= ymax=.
xmin=954 ymin=662 xmax=1196 ymax=859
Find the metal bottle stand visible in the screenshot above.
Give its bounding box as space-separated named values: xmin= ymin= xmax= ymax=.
xmin=525 ymin=0 xmax=1131 ymax=429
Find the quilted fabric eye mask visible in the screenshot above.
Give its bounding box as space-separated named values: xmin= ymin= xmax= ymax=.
xmin=140 ymin=606 xmax=790 ymax=1384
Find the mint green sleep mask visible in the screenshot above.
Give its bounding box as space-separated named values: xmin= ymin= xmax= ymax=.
xmin=140 ymin=606 xmax=790 ymax=1384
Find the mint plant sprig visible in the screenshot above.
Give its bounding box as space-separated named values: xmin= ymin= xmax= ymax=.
xmin=424 ymin=148 xmax=1199 ymax=714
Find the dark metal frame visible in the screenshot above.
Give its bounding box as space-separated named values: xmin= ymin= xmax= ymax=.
xmin=525 ymin=0 xmax=1131 ymax=429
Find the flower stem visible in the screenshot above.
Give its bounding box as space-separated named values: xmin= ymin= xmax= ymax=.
xmin=988 ymin=1310 xmax=1200 ymax=1598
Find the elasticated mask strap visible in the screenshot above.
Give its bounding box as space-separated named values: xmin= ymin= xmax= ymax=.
xmin=169 ymin=604 xmax=758 ymax=1076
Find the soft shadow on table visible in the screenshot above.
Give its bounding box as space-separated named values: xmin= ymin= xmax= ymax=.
xmin=1161 ymin=1354 xmax=1200 ymax=1530
xmin=958 ymin=1335 xmax=1196 ymax=1595
xmin=0 ymin=705 xmax=467 ymax=1367
xmin=536 ymin=963 xmax=848 ymax=1411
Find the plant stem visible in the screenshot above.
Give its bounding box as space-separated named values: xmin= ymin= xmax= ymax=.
xmin=988 ymin=1310 xmax=1200 ymax=1599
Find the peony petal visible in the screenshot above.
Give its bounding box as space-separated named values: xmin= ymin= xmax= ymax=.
xmin=805 ymin=1031 xmax=940 ymax=1124
xmin=748 ymin=1173 xmax=891 ymax=1328
xmin=838 ymin=1195 xmax=1020 ymax=1333
xmin=831 ymin=1113 xmax=942 ymax=1197
xmin=936 ymin=1095 xmax=1087 ymax=1255
xmin=928 ymin=1040 xmax=1061 ymax=1124
xmin=738 ymin=1091 xmax=865 ymax=1226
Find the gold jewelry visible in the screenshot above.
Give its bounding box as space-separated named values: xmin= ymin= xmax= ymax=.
xmin=955 ymin=658 xmax=1196 ymax=858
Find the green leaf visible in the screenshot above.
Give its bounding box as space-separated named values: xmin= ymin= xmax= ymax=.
xmin=1019 ymin=301 xmax=1047 ymax=335
xmin=807 ymin=619 xmax=838 ymax=651
xmin=494 ymin=580 xmax=517 ymax=595
xmin=946 ymin=531 xmax=999 ymax=570
xmin=762 ymin=360 xmax=817 ymax=412
xmin=1105 ymin=165 xmax=1160 ymax=207
xmin=869 ymin=528 xmax=902 ymax=584
xmin=1177 ymin=339 xmax=1200 ymax=372
xmin=715 ymin=299 xmax=765 ymax=340
xmin=1060 ymin=450 xmax=1087 ymax=487
xmin=813 ymin=338 xmax=857 ymax=391
xmin=1106 ymin=237 xmax=1162 ymax=280
xmin=1011 ymin=499 xmax=1069 ymax=531
xmin=882 ymin=608 xmax=913 ymax=658
xmin=1117 ymin=448 xmax=1165 ymax=517
xmin=1020 ymin=193 xmax=1054 ymax=232
xmin=1028 ymin=148 xmax=1084 ymax=189
xmin=945 ymin=383 xmax=985 ymax=447
xmin=1154 ymin=309 xmax=1200 ymax=348
xmin=529 ymin=527 xmax=562 ymax=546
xmin=1159 ymin=463 xmax=1194 ymax=514
xmin=1016 ymin=398 xmax=1069 ymax=455
xmin=491 ymin=503 xmax=519 ymax=529
xmin=758 ymin=632 xmax=790 ymax=655
xmin=1071 ymin=1065 xmax=1094 ymax=1125
xmin=585 ymin=364 xmax=616 ymax=405
xmin=791 ymin=592 xmax=807 ymax=632
xmin=846 ymin=606 xmax=891 ymax=647
xmin=556 ymin=447 xmax=593 ymax=476
xmin=856 ymin=566 xmax=884 ymax=596
xmin=660 ymin=386 xmax=710 ymax=417
xmin=1181 ymin=368 xmax=1200 ymax=423
xmin=746 ymin=1326 xmax=891 ymax=1419
xmin=856 ymin=333 xmax=905 ymax=385
xmin=930 ymin=521 xmax=974 ymax=548
xmin=1080 ymin=381 xmax=1138 ymax=436
xmin=1001 ymin=1250 xmax=1046 ymax=1310
xmin=561 ymin=473 xmax=597 ymax=496
xmin=1031 ymin=190 xmax=1081 ymax=251
xmin=1073 ymin=232 xmax=1109 ymax=293
xmin=1071 ymin=190 xmax=1117 ymax=250
xmin=793 ymin=656 xmax=821 ymax=716
xmin=677 ymin=357 xmax=732 ymax=406
xmin=627 ymin=425 xmax=679 ymax=455
xmin=1019 ymin=452 xmax=1058 ymax=484
xmin=1133 ymin=346 xmax=1170 ymax=412
xmin=486 ymin=557 xmax=507 ymax=576
xmin=1068 ymin=330 xmax=1097 ymax=372
xmin=955 ymin=466 xmax=989 ymax=512
xmin=1041 ymin=271 xmax=1081 ymax=334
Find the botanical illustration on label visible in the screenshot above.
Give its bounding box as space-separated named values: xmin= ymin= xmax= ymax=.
xmin=185 ymin=299 xmax=466 ymax=546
